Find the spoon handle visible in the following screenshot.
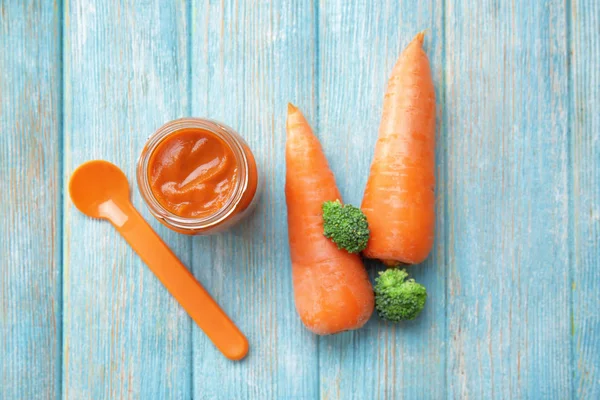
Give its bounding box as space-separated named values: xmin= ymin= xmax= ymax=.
xmin=108 ymin=200 xmax=248 ymax=360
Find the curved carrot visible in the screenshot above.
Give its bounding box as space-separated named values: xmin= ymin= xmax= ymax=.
xmin=286 ymin=104 xmax=374 ymax=335
xmin=361 ymin=32 xmax=436 ymax=265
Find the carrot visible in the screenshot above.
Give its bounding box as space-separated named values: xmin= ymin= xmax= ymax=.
xmin=361 ymin=32 xmax=436 ymax=265
xmin=285 ymin=104 xmax=374 ymax=335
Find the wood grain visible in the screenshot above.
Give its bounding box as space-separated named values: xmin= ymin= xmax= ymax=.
xmin=445 ymin=1 xmax=572 ymax=398
xmin=2 ymin=0 xmax=600 ymax=399
xmin=571 ymin=0 xmax=600 ymax=398
xmin=190 ymin=1 xmax=319 ymax=398
xmin=63 ymin=1 xmax=192 ymax=398
xmin=0 ymin=1 xmax=62 ymax=399
xmin=316 ymin=1 xmax=446 ymax=399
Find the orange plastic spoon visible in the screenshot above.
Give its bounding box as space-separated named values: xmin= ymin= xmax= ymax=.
xmin=69 ymin=160 xmax=249 ymax=360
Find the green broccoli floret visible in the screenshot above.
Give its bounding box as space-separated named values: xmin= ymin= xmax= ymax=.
xmin=322 ymin=200 xmax=369 ymax=253
xmin=374 ymin=269 xmax=427 ymax=322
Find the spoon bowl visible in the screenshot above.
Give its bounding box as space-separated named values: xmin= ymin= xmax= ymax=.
xmin=69 ymin=160 xmax=130 ymax=218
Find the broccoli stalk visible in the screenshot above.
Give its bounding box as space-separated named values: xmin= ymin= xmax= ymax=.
xmin=374 ymin=269 xmax=427 ymax=321
xmin=322 ymin=200 xmax=370 ymax=253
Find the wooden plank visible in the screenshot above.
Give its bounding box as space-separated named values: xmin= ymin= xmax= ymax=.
xmin=63 ymin=1 xmax=192 ymax=398
xmin=316 ymin=1 xmax=446 ymax=399
xmin=445 ymin=1 xmax=571 ymax=398
xmin=571 ymin=0 xmax=600 ymax=398
xmin=190 ymin=1 xmax=319 ymax=398
xmin=0 ymin=1 xmax=62 ymax=399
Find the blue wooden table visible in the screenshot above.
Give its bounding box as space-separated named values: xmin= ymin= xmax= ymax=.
xmin=1 ymin=1 xmax=599 ymax=399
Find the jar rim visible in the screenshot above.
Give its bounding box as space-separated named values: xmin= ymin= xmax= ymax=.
xmin=136 ymin=117 xmax=250 ymax=231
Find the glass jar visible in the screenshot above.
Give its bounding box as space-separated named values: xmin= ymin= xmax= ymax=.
xmin=137 ymin=118 xmax=260 ymax=235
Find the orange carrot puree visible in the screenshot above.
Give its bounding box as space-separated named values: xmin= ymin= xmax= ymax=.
xmin=148 ymin=128 xmax=238 ymax=218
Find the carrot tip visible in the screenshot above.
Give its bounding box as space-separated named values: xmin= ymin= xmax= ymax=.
xmin=287 ymin=103 xmax=298 ymax=114
xmin=414 ymin=31 xmax=425 ymax=44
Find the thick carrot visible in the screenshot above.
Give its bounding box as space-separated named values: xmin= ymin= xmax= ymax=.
xmin=361 ymin=32 xmax=436 ymax=265
xmin=285 ymin=104 xmax=374 ymax=335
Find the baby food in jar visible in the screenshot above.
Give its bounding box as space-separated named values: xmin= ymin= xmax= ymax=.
xmin=137 ymin=118 xmax=259 ymax=234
